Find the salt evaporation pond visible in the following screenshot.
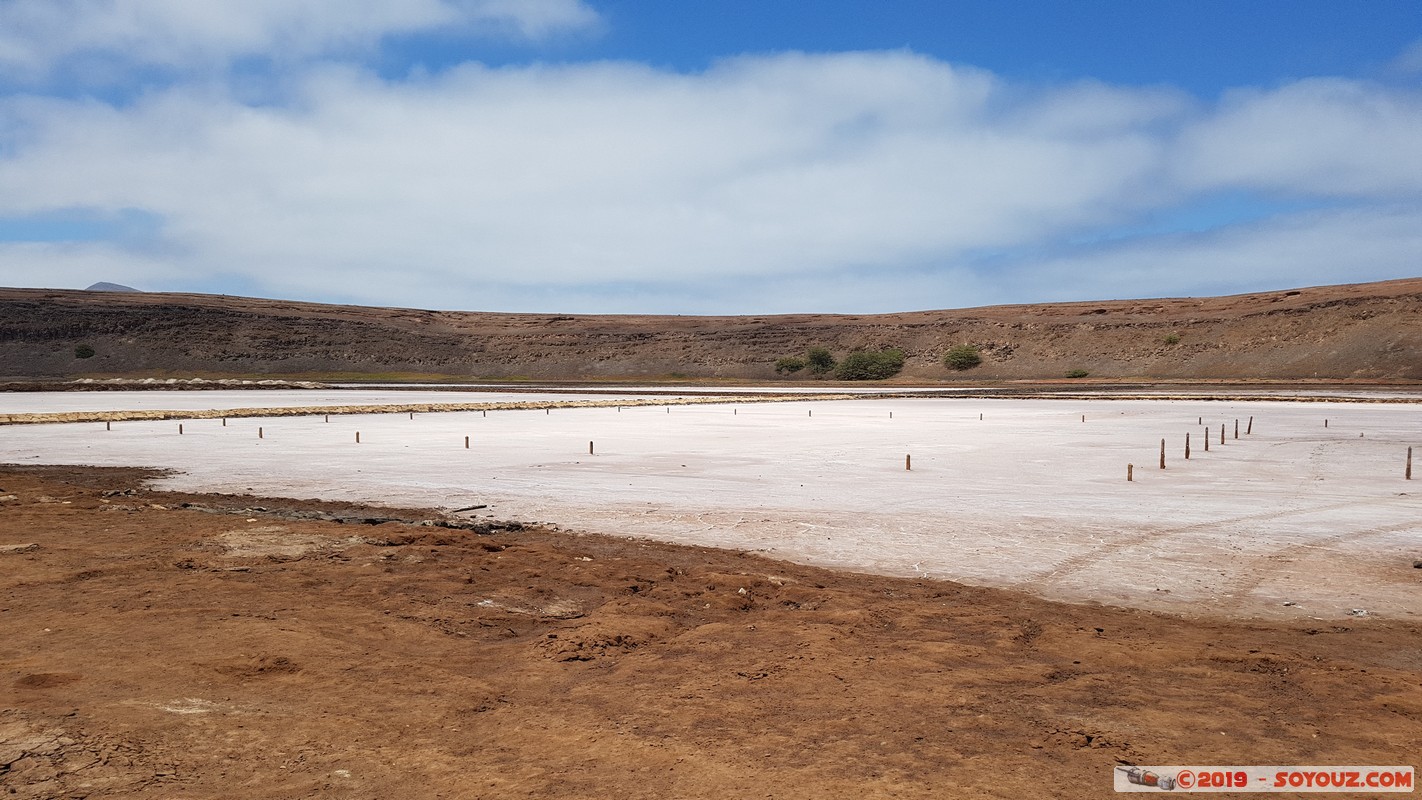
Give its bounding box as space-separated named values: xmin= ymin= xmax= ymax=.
xmin=4 ymin=391 xmax=1420 ymax=620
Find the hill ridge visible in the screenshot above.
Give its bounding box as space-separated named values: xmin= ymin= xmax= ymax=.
xmin=3 ymin=278 xmax=1420 ymax=381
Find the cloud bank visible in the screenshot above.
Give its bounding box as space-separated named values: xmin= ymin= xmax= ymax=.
xmin=0 ymin=0 xmax=598 ymax=78
xmin=0 ymin=7 xmax=1418 ymax=313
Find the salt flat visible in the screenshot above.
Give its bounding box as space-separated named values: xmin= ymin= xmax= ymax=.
xmin=3 ymin=394 xmax=1419 ymax=620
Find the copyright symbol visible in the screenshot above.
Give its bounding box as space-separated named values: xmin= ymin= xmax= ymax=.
xmin=1177 ymin=770 xmax=1195 ymax=789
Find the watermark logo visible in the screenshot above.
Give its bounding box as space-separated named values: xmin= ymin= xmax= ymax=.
xmin=1115 ymin=766 xmax=1414 ymax=792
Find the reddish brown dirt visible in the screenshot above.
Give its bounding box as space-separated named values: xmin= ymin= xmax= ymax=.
xmin=3 ymin=465 xmax=1421 ymax=799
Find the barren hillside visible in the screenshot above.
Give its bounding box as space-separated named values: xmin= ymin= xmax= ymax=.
xmin=2 ymin=279 xmax=1420 ymax=381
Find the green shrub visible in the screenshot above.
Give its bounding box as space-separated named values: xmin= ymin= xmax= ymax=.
xmin=834 ymin=348 xmax=906 ymax=381
xmin=74 ymin=344 xmax=95 ymax=359
xmin=942 ymin=344 xmax=982 ymax=371
xmin=1162 ymin=333 xmax=1181 ymax=345
xmin=774 ymin=356 xmax=806 ymax=374
xmin=806 ymin=347 xmax=836 ymax=375
xmin=1065 ymin=369 xmax=1090 ymax=379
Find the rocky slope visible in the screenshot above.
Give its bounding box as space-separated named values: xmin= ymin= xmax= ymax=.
xmin=2 ymin=279 xmax=1420 ymax=381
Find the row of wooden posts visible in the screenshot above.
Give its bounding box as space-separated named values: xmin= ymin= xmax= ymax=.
xmin=1130 ymin=415 xmax=1255 ymax=481
xmin=129 ymin=403 xmax=908 ymax=455
xmin=116 ymin=401 xmax=923 ymax=474
xmin=120 ymin=401 xmax=916 ymax=437
xmin=112 ymin=406 xmax=1416 ymax=479
xmin=124 ymin=402 xmax=918 ymax=436
xmin=1128 ymin=415 xmax=1415 ymax=481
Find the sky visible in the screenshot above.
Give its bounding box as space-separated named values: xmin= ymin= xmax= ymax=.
xmin=0 ymin=1 xmax=1419 ymax=314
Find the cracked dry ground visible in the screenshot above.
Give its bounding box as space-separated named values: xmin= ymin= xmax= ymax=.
xmin=2 ymin=465 xmax=1421 ymax=799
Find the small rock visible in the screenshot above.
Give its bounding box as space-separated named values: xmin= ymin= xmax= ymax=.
xmin=0 ymin=495 xmax=17 ymax=502
xmin=0 ymin=543 xmax=39 ymax=554
xmin=1347 ymin=608 xmax=1369 ymax=617
xmin=1282 ymin=601 xmax=1297 ymax=607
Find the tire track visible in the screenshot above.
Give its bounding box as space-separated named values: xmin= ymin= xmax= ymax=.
xmin=1028 ymin=496 xmax=1398 ymax=587
xmin=1216 ymin=516 xmax=1422 ymax=612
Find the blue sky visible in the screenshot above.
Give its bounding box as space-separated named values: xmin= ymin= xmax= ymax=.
xmin=500 ymin=1 xmax=1421 ymax=91
xmin=0 ymin=0 xmax=1419 ymax=313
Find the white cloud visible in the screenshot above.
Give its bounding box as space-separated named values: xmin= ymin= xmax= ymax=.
xmin=1174 ymin=78 xmax=1422 ymax=197
xmin=1390 ymin=38 xmax=1422 ymax=75
xmin=0 ymin=241 xmax=188 ymax=291
xmin=990 ymin=205 xmax=1422 ymax=305
xmin=0 ymin=48 xmax=1418 ymax=313
xmin=0 ymin=53 xmax=1186 ymax=302
xmin=0 ymin=0 xmax=599 ymax=78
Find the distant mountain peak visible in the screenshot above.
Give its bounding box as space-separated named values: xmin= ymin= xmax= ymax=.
xmin=85 ymin=282 xmax=140 ymax=292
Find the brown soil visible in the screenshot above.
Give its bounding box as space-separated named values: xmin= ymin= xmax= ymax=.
xmin=3 ymin=466 xmax=1421 ymax=798
xmin=4 ymin=277 xmax=1422 ymax=381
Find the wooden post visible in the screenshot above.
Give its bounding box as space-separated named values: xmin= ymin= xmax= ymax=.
xmin=1247 ymin=416 xmax=1253 ymax=434
xmin=409 ymin=411 xmax=414 ymax=420
xmin=1159 ymin=439 xmax=1166 ymax=469
xmin=355 ymin=431 xmax=360 ymax=443
xmin=1127 ymin=464 xmax=1134 ymax=481
xmin=464 ymin=436 xmax=469 ymax=449
xmin=547 ymin=408 xmax=551 ymax=415
xmin=1325 ymin=419 xmax=1329 ymax=428
xmin=179 ymin=423 xmax=183 ymax=435
xmin=589 ymin=441 xmax=594 ymax=455
xmin=809 ymin=409 xmax=812 ymax=417
xmin=1082 ymin=414 xmax=1085 ymax=423
xmin=1234 ymin=419 xmax=1239 ymax=439
xmin=1204 ymin=428 xmax=1209 ymax=452
xmin=1185 ymin=432 xmax=1191 ymax=460
xmin=222 ymin=417 xmax=227 ymax=427
xmin=258 ymin=427 xmax=263 ymax=439
xmin=1220 ymin=424 xmax=1225 ymax=445
xmin=106 ymin=421 xmax=111 ymax=431
xmin=1198 ymin=416 xmax=1202 ymax=425
xmin=905 ymin=454 xmax=912 ymax=471
xmin=979 ymin=413 xmax=983 ymax=421
xmin=890 ymin=411 xmax=893 ymax=419
xmin=1408 ymin=447 xmax=1413 ymax=480
xmin=325 ymin=414 xmax=329 ymax=423
xmin=483 ymin=410 xmax=487 ymax=417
